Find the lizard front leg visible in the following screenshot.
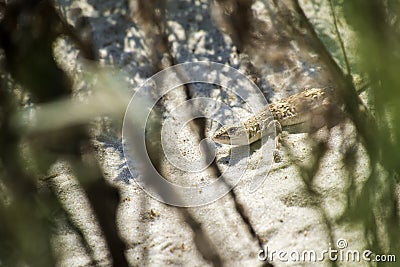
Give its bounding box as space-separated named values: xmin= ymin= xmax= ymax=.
xmin=267 ymin=119 xmax=282 ymax=163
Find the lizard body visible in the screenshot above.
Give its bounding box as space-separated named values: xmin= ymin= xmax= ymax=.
xmin=212 ymin=88 xmax=333 ymax=145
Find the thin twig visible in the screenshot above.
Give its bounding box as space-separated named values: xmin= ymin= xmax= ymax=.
xmin=328 ymin=0 xmax=351 ymax=76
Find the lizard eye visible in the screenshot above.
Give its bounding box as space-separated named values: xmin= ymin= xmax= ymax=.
xmin=228 ymin=128 xmax=236 ymax=135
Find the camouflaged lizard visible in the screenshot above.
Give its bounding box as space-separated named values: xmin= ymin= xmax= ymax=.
xmin=212 ymin=88 xmax=335 ymax=148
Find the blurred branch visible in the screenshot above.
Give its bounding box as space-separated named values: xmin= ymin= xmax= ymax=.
xmin=290 ymin=0 xmax=400 ymax=257
xmin=288 ymin=0 xmax=380 ymax=161
xmin=0 ymin=1 xmax=129 ymax=266
xmin=0 ymin=74 xmax=56 ymax=266
xmin=213 ymin=0 xmax=399 ymax=259
xmin=340 ymin=0 xmax=400 ymax=255
xmin=130 ymin=1 xmax=226 ymax=265
xmin=213 ymin=0 xmax=253 ymax=52
xmin=328 ymin=0 xmax=351 ymax=76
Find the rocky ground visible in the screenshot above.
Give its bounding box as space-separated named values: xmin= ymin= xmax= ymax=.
xmin=48 ymin=0 xmax=385 ymax=266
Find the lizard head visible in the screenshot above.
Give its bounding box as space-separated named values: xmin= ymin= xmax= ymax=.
xmin=212 ymin=126 xmax=249 ymax=145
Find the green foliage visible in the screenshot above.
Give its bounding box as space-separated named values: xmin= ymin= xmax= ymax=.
xmin=339 ymin=0 xmax=400 ymax=260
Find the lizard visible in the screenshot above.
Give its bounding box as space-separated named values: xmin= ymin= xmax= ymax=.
xmin=212 ymin=88 xmax=339 ymax=160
